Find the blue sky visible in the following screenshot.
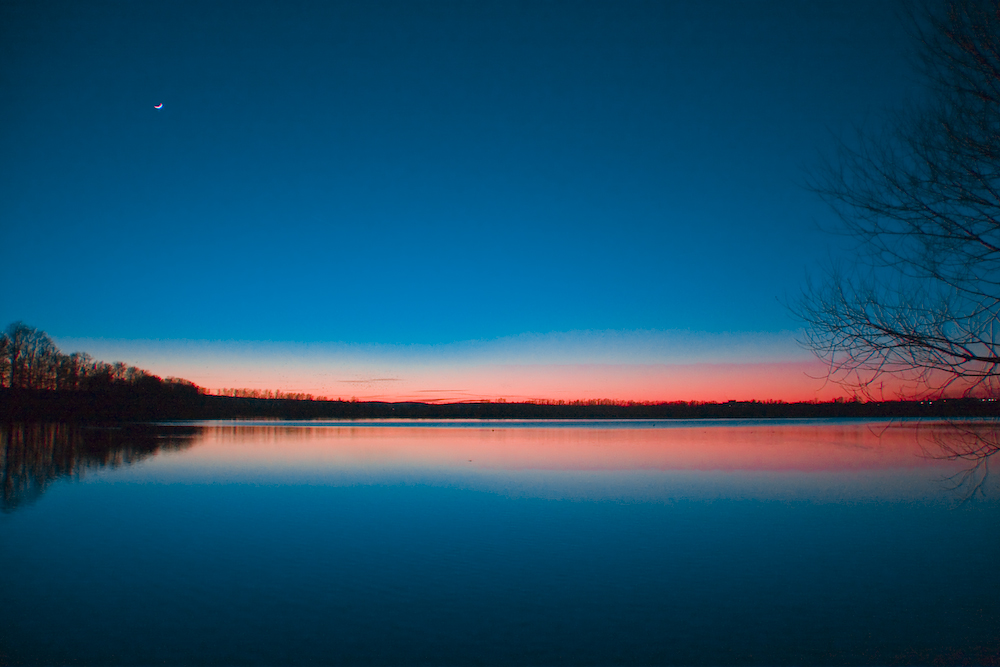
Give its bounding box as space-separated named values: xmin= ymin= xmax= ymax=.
xmin=0 ymin=1 xmax=917 ymax=398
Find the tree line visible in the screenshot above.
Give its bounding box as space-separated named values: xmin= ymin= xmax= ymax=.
xmin=0 ymin=322 xmax=193 ymax=392
xmin=213 ymin=388 xmax=327 ymax=401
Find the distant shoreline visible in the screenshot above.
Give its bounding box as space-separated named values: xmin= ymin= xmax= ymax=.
xmin=2 ymin=388 xmax=997 ymax=422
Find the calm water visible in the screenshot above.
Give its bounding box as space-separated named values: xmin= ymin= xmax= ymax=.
xmin=1 ymin=419 xmax=998 ymax=666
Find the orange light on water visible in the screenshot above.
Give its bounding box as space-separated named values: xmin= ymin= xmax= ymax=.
xmin=177 ymin=421 xmax=948 ymax=473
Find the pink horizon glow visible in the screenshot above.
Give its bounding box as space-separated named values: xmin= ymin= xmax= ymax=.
xmin=189 ymin=360 xmax=886 ymax=403
xmin=55 ymin=333 xmax=924 ymax=404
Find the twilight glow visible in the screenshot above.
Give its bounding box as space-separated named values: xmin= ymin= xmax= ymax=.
xmin=54 ymin=330 xmax=856 ymax=402
xmin=1 ymin=1 xmax=915 ymax=402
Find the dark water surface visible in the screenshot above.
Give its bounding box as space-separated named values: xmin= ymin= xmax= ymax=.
xmin=1 ymin=420 xmax=998 ymax=666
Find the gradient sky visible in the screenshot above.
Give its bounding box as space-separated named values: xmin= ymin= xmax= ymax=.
xmin=0 ymin=0 xmax=916 ymax=401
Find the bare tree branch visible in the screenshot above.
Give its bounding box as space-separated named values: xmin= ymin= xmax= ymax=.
xmin=798 ymin=0 xmax=1000 ymax=400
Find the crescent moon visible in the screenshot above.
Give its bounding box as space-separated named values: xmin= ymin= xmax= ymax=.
xmin=154 ymin=103 xmax=163 ymax=109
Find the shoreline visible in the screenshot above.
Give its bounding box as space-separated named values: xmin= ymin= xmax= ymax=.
xmin=2 ymin=388 xmax=998 ymax=422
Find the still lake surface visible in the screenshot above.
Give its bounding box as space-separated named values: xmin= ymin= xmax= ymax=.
xmin=1 ymin=419 xmax=998 ymax=665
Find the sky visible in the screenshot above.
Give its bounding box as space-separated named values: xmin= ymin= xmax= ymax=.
xmin=0 ymin=0 xmax=917 ymax=401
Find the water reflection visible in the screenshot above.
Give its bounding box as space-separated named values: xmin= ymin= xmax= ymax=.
xmin=68 ymin=419 xmax=1000 ymax=500
xmin=0 ymin=423 xmax=194 ymax=512
xmin=920 ymin=420 xmax=1000 ymax=500
xmin=1 ymin=420 xmax=997 ymax=665
xmin=180 ymin=418 xmax=991 ymax=472
xmin=3 ymin=419 xmax=997 ymax=510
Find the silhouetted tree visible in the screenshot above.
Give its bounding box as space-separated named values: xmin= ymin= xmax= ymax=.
xmin=5 ymin=322 xmax=58 ymax=390
xmin=0 ymin=332 xmax=9 ymax=389
xmin=799 ymin=0 xmax=1000 ymax=399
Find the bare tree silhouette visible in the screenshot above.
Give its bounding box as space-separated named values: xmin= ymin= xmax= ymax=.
xmin=799 ymin=0 xmax=1000 ymax=400
xmin=5 ymin=322 xmax=57 ymax=390
xmin=796 ymin=0 xmax=1000 ymax=497
xmin=0 ymin=333 xmax=9 ymax=389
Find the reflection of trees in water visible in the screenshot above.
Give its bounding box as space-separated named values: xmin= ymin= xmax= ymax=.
xmin=0 ymin=423 xmax=196 ymax=512
xmin=919 ymin=420 xmax=1000 ymax=502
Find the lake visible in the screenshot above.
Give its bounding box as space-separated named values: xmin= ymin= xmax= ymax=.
xmin=1 ymin=419 xmax=998 ymax=665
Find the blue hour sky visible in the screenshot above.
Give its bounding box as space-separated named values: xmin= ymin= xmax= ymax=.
xmin=0 ymin=1 xmax=916 ymax=399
